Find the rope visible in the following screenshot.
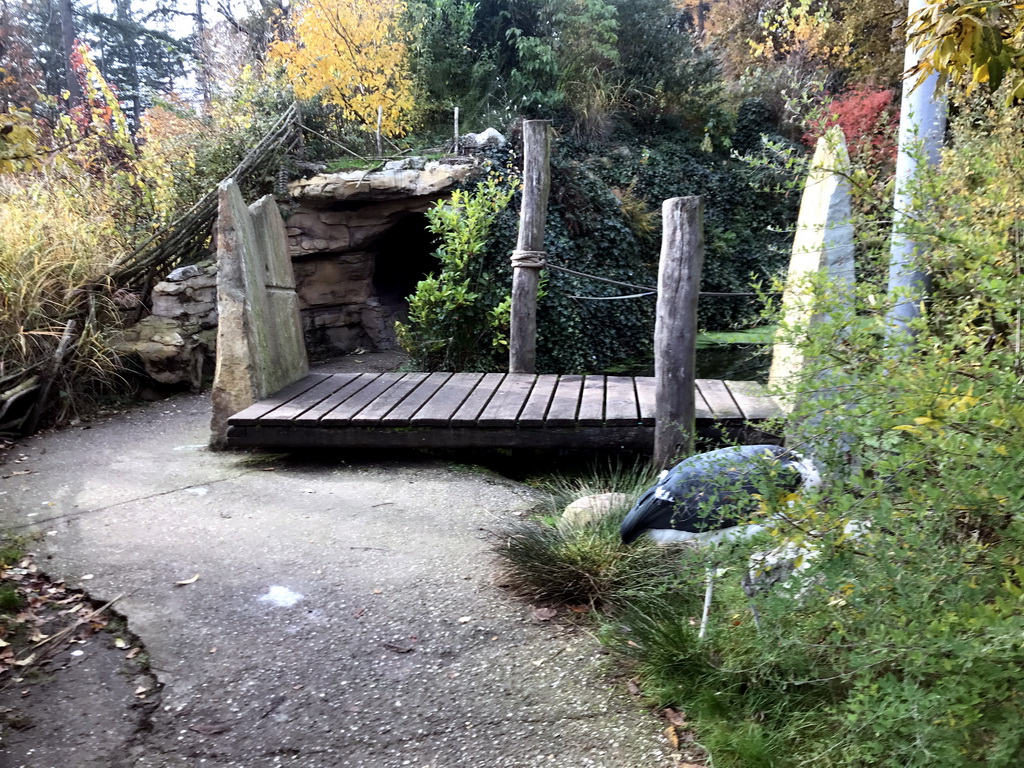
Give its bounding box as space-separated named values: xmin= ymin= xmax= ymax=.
xmin=568 ymin=292 xmax=656 ymax=301
xmin=511 ymin=249 xmax=547 ymax=268
xmin=546 ymin=261 xmax=779 ymax=297
xmin=547 ymin=262 xmax=654 ymax=291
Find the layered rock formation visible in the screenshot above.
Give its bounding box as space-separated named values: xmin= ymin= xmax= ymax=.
xmin=117 ymin=261 xmax=218 ymax=389
xmin=285 ymin=156 xmax=480 ymax=353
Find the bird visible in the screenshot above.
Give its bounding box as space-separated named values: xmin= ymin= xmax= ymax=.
xmin=620 ymin=445 xmax=823 ymax=546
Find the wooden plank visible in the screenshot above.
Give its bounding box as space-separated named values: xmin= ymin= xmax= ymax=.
xmin=382 ymin=372 xmax=453 ymax=425
xmin=518 ymin=374 xmax=559 ymax=424
xmin=349 ymin=373 xmax=429 ymax=425
xmin=450 ymin=373 xmax=506 ymax=425
xmin=229 ymin=373 xmax=329 ymax=426
xmin=320 ymin=373 xmax=405 ymax=424
xmin=546 ymin=375 xmax=584 ymax=427
xmin=604 ymin=377 xmax=640 ymax=426
xmin=258 ymin=373 xmax=363 ymax=426
xmin=577 ymin=375 xmax=605 ymax=426
xmin=696 ymin=379 xmax=742 ymax=419
xmin=478 ymin=374 xmax=536 ymax=427
xmin=299 ymin=373 xmax=381 ymax=422
xmin=723 ymin=380 xmax=783 ymax=420
xmin=227 ymin=424 xmax=654 ymax=451
xmin=693 ymin=384 xmax=713 ymax=420
xmin=635 ymin=377 xmax=657 ymax=426
xmin=411 ymin=372 xmax=485 ymax=426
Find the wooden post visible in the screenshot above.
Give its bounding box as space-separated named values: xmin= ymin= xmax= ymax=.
xmin=509 ymin=120 xmax=552 ymax=374
xmin=654 ymin=196 xmax=704 ymax=469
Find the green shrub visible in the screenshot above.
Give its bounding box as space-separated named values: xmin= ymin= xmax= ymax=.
xmin=599 ymin=92 xmax=1024 ymax=767
xmin=396 ymin=173 xmax=518 ymax=370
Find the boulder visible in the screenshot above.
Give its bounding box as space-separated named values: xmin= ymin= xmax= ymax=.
xmin=560 ymin=492 xmax=633 ymax=530
xmin=462 ymin=128 xmax=507 ymax=148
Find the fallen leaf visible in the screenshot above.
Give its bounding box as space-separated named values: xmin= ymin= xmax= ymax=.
xmin=126 ymin=648 xmax=140 ymax=659
xmin=532 ymin=606 xmax=557 ymax=621
xmin=0 ymin=639 xmax=8 ymax=648
xmin=175 ymin=574 xmax=200 ymax=586
xmin=81 ymin=574 xmax=94 ymax=580
xmin=189 ymin=722 xmax=231 ymax=735
xmin=626 ymin=679 xmax=641 ymax=696
xmin=11 ymin=654 xmax=36 ymax=667
xmin=664 ymin=725 xmax=680 ymax=750
xmin=457 ymin=616 xmax=472 ymax=623
xmin=664 ymin=707 xmax=688 ymax=727
xmin=114 ymin=637 xmax=128 ymax=649
xmin=134 ymin=685 xmax=150 ymax=695
xmin=371 ymin=588 xmax=382 ymax=595
xmin=382 ymin=642 xmax=414 ymax=654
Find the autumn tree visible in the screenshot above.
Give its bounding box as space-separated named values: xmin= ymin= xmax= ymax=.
xmin=908 ymin=0 xmax=1024 ymax=101
xmin=270 ymin=0 xmax=415 ymax=136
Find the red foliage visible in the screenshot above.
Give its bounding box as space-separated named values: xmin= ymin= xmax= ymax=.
xmin=804 ymin=86 xmax=899 ymax=172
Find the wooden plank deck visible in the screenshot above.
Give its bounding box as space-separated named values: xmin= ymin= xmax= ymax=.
xmin=226 ymin=373 xmax=781 ymax=450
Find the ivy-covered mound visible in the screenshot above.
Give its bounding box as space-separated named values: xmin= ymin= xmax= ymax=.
xmin=400 ymin=133 xmax=797 ymax=374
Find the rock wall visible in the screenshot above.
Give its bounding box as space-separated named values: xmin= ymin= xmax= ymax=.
xmin=117 ymin=261 xmax=218 ymax=389
xmin=286 ymin=157 xmax=480 ymax=354
xmin=121 ymin=157 xmax=484 ymax=385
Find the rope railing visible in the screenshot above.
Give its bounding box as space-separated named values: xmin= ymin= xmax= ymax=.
xmin=545 ymin=261 xmax=778 ymax=299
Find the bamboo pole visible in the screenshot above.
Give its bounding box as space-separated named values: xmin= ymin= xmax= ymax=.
xmin=654 ymin=196 xmax=704 ymax=469
xmin=509 ymin=120 xmax=552 ymax=374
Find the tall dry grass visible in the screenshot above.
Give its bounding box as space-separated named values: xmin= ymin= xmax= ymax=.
xmin=0 ymin=169 xmax=130 ymax=422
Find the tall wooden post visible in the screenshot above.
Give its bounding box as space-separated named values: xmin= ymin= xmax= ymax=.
xmin=509 ymin=120 xmax=552 ymax=374
xmin=654 ymin=197 xmax=704 ymax=469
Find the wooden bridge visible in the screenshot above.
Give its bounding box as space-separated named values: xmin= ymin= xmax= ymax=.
xmin=216 ymin=120 xmax=784 ymax=461
xmin=226 ymin=371 xmax=780 ymax=450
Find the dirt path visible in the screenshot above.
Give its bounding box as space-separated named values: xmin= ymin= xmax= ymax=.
xmin=0 ymin=366 xmax=672 ymax=767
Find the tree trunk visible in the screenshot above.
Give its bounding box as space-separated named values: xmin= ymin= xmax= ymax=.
xmin=60 ymin=0 xmax=82 ymax=109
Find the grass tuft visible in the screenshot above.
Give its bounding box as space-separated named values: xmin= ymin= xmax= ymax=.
xmin=496 ymin=513 xmax=687 ymax=607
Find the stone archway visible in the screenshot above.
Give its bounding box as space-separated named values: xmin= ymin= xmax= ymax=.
xmin=284 ymin=158 xmax=478 ymax=355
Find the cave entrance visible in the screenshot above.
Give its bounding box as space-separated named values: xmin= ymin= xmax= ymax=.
xmin=366 ymin=213 xmax=441 ymax=350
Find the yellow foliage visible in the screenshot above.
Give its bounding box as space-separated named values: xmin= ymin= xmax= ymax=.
xmin=137 ymin=103 xmax=201 ymax=226
xmin=270 ymin=0 xmax=415 ymax=136
xmin=0 ymin=108 xmax=43 ymax=174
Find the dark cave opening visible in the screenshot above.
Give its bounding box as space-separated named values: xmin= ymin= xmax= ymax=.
xmin=372 ymin=213 xmax=441 ymax=311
